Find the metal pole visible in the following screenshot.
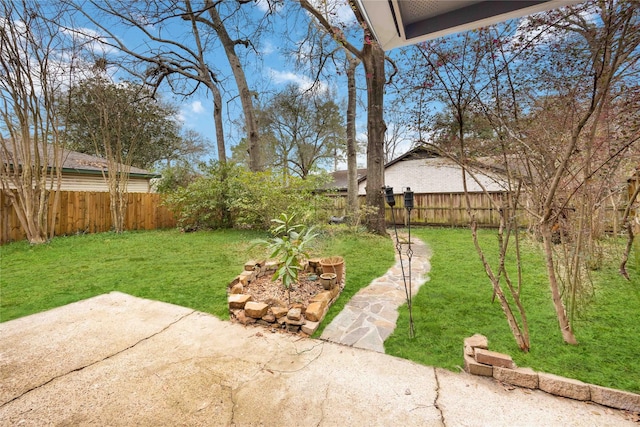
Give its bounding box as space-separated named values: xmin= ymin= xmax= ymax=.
xmin=406 ymin=205 xmax=415 ymax=338
xmin=386 ymin=186 xmax=416 ymax=338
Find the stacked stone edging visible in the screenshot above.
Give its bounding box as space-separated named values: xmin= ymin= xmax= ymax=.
xmin=463 ymin=334 xmax=640 ymax=413
xmin=227 ymin=258 xmax=343 ymax=335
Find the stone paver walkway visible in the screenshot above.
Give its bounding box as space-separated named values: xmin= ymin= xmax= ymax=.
xmin=320 ymin=233 xmax=431 ymax=352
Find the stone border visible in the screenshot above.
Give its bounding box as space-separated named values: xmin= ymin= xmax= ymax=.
xmin=227 ymin=259 xmax=343 ymax=335
xmin=463 ymin=334 xmax=640 ymax=413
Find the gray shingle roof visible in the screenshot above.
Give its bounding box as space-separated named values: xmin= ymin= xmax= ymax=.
xmin=1 ymin=144 xmax=159 ymax=178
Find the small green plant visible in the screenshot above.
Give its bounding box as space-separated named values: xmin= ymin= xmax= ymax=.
xmin=264 ymin=213 xmax=318 ymax=304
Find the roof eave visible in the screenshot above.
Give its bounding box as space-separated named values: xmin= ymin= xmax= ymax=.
xmin=355 ymin=0 xmax=583 ymax=51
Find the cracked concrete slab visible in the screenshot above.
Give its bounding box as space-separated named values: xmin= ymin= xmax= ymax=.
xmin=0 ymin=291 xmax=195 ymax=406
xmin=0 ymin=292 xmax=635 ymax=426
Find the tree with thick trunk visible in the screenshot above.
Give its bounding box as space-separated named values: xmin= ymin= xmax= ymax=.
xmin=299 ymin=0 xmax=387 ymax=234
xmin=201 ymin=0 xmax=261 ymax=171
xmin=360 ymin=40 xmax=387 ymax=233
xmin=67 ymin=0 xmax=272 ymax=170
xmin=345 ymin=54 xmax=360 ymax=219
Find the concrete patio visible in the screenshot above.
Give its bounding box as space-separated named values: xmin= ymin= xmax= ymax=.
xmin=0 ymin=292 xmax=636 ymax=426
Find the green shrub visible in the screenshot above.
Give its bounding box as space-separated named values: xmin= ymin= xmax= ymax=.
xmin=162 ymin=162 xmax=231 ymax=230
xmin=163 ymin=162 xmax=333 ymax=230
xmin=154 ymin=161 xmax=200 ymax=193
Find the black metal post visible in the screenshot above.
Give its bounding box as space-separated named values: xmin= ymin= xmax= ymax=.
xmin=404 ymin=187 xmax=415 ymax=338
xmin=385 ymin=186 xmax=415 ymax=338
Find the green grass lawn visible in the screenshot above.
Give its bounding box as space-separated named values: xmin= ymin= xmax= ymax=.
xmin=0 ymin=228 xmax=393 ymax=325
xmin=2 ymin=226 xmax=638 ymax=394
xmin=385 ymin=227 xmax=640 ymax=394
xmin=0 ymin=229 xmax=264 ymax=321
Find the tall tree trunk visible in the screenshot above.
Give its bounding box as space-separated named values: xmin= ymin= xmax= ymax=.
xmin=361 ymin=41 xmax=386 ymax=235
xmin=298 ymin=0 xmax=387 ymax=233
xmin=212 ymin=83 xmax=226 ymax=164
xmin=346 ymin=55 xmax=359 ymax=220
xmin=184 ymin=1 xmax=226 ymax=165
xmin=205 ymin=0 xmax=261 ymax=171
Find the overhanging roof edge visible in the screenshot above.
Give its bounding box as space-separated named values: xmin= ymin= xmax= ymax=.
xmin=356 ymin=0 xmax=584 ymax=51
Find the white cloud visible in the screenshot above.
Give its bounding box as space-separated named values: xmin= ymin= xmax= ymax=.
xmin=59 ymin=26 xmax=118 ymax=56
xmin=306 ymin=0 xmax=356 ymax=26
xmin=177 ymin=100 xmax=206 ymax=126
xmin=261 ymin=40 xmax=275 ymax=56
xmin=268 ymin=68 xmax=328 ymax=93
xmin=190 ymin=100 xmax=205 ymax=114
xmin=255 ymin=0 xmax=270 ymax=12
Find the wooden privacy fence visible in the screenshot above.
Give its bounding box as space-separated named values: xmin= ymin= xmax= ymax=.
xmin=329 ymin=192 xmax=510 ymax=227
xmin=329 ymin=192 xmax=626 ymax=231
xmin=1 ymin=190 xmax=176 ymax=244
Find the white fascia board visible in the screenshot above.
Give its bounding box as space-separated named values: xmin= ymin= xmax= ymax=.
xmin=356 ymin=0 xmax=583 ymax=51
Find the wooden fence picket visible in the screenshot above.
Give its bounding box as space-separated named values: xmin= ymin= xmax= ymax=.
xmin=1 ymin=190 xmax=176 ymax=244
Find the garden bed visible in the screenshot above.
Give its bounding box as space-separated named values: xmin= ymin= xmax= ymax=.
xmin=227 ymin=259 xmax=344 ymax=335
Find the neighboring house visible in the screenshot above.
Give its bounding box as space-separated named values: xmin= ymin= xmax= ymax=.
xmin=1 ymin=145 xmax=160 ymax=193
xmin=325 ymin=168 xmax=367 ymax=194
xmin=327 ymin=146 xmax=508 ymax=196
xmin=359 ymin=146 xmax=508 ymax=195
xmin=53 ymin=150 xmax=160 ymax=193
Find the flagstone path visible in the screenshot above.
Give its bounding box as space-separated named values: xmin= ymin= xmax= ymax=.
xmin=320 ymin=233 xmax=431 ymax=352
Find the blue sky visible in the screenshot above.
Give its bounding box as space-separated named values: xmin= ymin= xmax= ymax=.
xmin=70 ymin=0 xmax=568 ymax=168
xmin=51 ymin=1 xmax=587 ymax=169
xmin=73 ymin=0 xmax=391 ymax=169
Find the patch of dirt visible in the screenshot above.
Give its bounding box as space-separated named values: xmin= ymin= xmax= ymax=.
xmin=243 ymin=272 xmax=326 ymax=308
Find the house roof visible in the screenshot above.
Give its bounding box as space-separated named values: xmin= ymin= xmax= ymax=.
xmin=354 ymin=145 xmax=440 ymax=184
xmin=59 ymin=150 xmax=159 ymax=178
xmin=353 ymin=145 xmax=510 ymax=194
xmin=327 ymin=168 xmax=368 ymax=191
xmin=327 ymin=146 xmax=436 ymax=190
xmin=1 ymin=144 xmax=160 ymax=179
xmin=354 ymin=0 xmax=581 ymax=50
xmin=383 ymin=145 xmax=440 ymax=170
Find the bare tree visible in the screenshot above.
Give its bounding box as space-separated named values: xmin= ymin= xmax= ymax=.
xmin=66 ymin=0 xmax=272 ymax=170
xmin=404 ymin=30 xmax=531 ymax=351
xmin=263 ymin=84 xmax=345 ymax=178
xmin=344 ymin=53 xmax=360 ymax=218
xmin=290 ymin=7 xmax=362 ymax=219
xmin=201 ymin=0 xmax=262 ymax=171
xmin=383 ymin=111 xmax=412 ymax=163
xmin=401 ymin=0 xmax=639 ymax=347
xmin=0 ymin=1 xmax=78 ymax=243
xmin=300 ymin=0 xmax=387 ymax=234
xmin=510 ymin=0 xmax=640 ymax=344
